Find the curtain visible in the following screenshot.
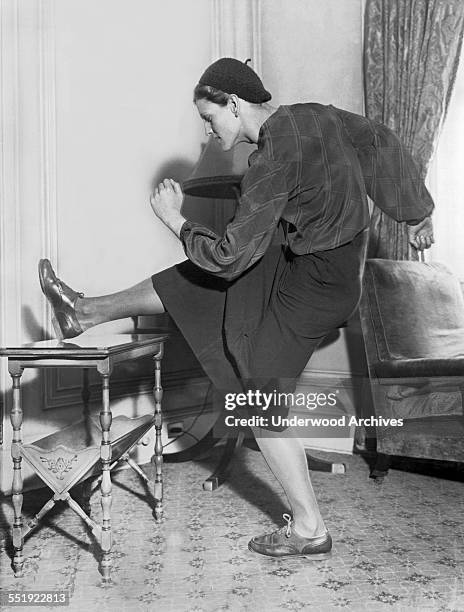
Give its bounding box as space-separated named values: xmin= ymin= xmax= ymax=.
xmin=364 ymin=0 xmax=464 ymax=260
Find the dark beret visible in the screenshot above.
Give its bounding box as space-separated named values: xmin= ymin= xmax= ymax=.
xmin=198 ymin=57 xmax=271 ymax=103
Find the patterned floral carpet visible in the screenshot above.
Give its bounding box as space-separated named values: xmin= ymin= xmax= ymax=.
xmin=1 ymin=446 xmax=463 ymax=612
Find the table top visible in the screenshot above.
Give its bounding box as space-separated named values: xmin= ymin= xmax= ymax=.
xmin=0 ymin=333 xmax=168 ymax=359
xmin=182 ymin=175 xmax=242 ymax=199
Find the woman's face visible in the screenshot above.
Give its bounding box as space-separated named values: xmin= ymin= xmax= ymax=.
xmin=195 ymin=98 xmax=243 ymax=151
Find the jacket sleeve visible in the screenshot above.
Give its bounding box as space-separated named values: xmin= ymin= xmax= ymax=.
xmin=333 ymin=106 xmax=434 ymax=224
xmin=180 ymin=155 xmax=288 ymax=281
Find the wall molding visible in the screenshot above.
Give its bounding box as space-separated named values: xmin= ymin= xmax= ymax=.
xmin=37 ymin=0 xmax=62 ymax=411
xmin=43 ymin=365 xmax=208 ymax=411
xmin=300 ymin=369 xmax=366 ymax=382
xmin=0 ymin=0 xmax=22 ymax=445
xmin=39 ymin=0 xmax=59 ymax=336
xmin=211 ymin=0 xmax=262 ymax=70
xmin=251 ymin=0 xmax=262 ymax=73
xmin=210 ymin=0 xmax=263 ymax=229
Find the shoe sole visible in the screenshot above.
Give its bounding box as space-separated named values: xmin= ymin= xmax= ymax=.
xmin=38 ymin=259 xmax=65 ymax=341
xmin=248 ymin=542 xmax=332 ymax=559
xmin=38 ymin=259 xmax=48 ymax=295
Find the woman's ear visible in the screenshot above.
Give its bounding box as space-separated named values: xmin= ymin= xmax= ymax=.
xmin=228 ymin=94 xmax=240 ymax=118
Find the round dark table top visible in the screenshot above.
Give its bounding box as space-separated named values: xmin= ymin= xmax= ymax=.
xmin=182 ymin=175 xmax=243 ymax=200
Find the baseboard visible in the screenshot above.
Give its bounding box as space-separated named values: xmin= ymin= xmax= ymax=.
xmin=293 ymin=371 xmax=368 ymax=455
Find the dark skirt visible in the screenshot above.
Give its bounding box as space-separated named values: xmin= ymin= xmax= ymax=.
xmin=152 ymin=229 xmax=368 ymax=430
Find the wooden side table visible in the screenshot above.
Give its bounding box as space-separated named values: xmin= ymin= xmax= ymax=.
xmin=0 ymin=333 xmax=168 ymax=582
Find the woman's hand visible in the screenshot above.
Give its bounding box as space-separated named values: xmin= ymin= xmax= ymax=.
xmin=150 ymin=178 xmax=186 ymax=237
xmin=407 ymin=216 xmax=435 ymax=251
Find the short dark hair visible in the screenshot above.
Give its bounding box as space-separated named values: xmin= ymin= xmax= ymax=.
xmin=193 ymin=84 xmax=230 ymax=106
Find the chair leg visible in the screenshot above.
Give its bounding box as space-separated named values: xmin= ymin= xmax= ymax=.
xmin=370 ymin=452 xmax=392 ymax=481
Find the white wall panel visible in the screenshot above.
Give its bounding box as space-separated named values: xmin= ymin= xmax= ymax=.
xmin=261 ymin=0 xmax=363 ymax=112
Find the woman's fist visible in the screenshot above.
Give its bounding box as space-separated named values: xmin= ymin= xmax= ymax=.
xmin=150 ymin=178 xmax=186 ymax=237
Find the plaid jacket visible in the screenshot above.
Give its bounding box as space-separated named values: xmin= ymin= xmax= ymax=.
xmin=181 ymin=103 xmax=434 ymax=280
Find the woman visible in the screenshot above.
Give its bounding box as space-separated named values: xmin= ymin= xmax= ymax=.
xmin=39 ymin=57 xmax=434 ymax=558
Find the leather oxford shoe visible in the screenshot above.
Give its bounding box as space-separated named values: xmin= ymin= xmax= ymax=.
xmin=248 ymin=514 xmax=332 ymax=558
xmin=38 ymin=259 xmax=84 ymax=340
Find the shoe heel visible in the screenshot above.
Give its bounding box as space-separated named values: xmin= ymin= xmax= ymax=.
xmin=50 ymin=312 xmax=64 ymax=341
xmin=303 ymin=551 xmax=332 ymax=560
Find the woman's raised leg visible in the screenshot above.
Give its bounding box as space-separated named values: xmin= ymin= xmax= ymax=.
xmin=76 ymin=278 xmax=164 ymax=331
xmin=39 ymin=259 xmax=164 ymax=339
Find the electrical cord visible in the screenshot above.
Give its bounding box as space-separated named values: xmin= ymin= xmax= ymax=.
xmin=162 ymin=382 xmax=215 ymax=451
xmin=163 ymin=430 xmax=200 ymax=449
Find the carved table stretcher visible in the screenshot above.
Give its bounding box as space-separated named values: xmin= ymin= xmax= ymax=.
xmin=0 ymin=333 xmax=168 ymax=582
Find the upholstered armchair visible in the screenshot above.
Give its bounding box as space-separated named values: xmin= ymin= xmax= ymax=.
xmin=359 ymin=259 xmax=464 ymax=479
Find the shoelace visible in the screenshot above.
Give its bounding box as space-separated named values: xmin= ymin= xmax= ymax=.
xmin=282 ymin=513 xmax=293 ymax=538
xmin=281 ymin=514 xmax=328 ymax=542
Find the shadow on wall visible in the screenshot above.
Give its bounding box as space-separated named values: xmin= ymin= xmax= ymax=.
xmin=150 ymin=155 xmax=220 ymax=229
xmin=22 ymin=305 xmax=47 ymax=342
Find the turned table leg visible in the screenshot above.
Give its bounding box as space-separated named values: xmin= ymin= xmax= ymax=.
xmin=82 ymin=368 xmax=91 ymax=445
xmin=152 ymin=351 xmax=163 ymax=521
xmin=9 ymin=365 xmax=24 ymax=577
xmin=80 ymin=369 xmax=92 ymax=515
xmin=98 ymin=370 xmax=113 ymax=581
